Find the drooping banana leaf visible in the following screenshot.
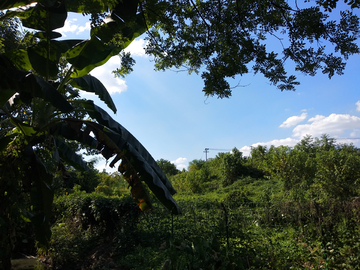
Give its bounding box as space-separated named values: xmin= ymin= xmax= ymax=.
xmin=29 ymin=75 xmax=73 ymax=112
xmin=81 ymin=100 xmax=177 ymax=195
xmin=66 ymin=0 xmax=149 ymax=78
xmin=71 ymin=74 xmax=117 ymax=114
xmin=49 ymin=117 xmax=181 ymax=214
xmin=84 ymin=121 xmax=181 ymax=214
xmin=66 ymin=37 xmax=122 ymax=78
xmin=53 ymin=137 xmax=89 ymax=171
xmin=118 ymin=158 xmax=153 ymax=212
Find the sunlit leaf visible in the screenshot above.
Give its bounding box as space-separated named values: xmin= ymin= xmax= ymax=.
xmin=0 ymin=0 xmax=33 ymax=10
xmin=10 ymin=118 xmax=38 ymax=136
xmin=4 ymin=49 xmax=32 ymax=71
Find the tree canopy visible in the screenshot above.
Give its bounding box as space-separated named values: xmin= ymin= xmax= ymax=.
xmin=145 ymin=0 xmax=360 ymax=97
xmin=157 ymin=158 xmax=180 ymax=176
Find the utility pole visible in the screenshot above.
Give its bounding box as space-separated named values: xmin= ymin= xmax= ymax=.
xmin=204 ymin=148 xmax=209 ymax=161
xmin=203 ymin=148 xmax=231 ymax=161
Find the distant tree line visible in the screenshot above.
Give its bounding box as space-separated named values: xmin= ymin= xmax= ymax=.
xmin=166 ymin=134 xmax=360 ymax=200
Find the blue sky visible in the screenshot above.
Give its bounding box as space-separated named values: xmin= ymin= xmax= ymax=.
xmin=57 ymin=10 xmax=360 ymax=171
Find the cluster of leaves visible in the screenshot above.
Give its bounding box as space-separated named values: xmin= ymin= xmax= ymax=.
xmin=146 ymin=0 xmax=360 ymax=97
xmin=48 ymin=191 xmax=140 ymax=268
xmin=111 ymin=193 xmax=360 ymax=269
xmin=169 ymin=149 xmax=263 ymax=194
xmin=157 ymin=158 xmax=181 ymax=177
xmin=249 ymin=134 xmax=360 ymax=201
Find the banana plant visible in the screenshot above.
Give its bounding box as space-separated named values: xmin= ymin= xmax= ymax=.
xmin=0 ymin=0 xmax=179 ymax=260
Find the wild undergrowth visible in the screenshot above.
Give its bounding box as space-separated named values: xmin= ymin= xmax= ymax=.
xmin=45 ymin=176 xmax=360 ymax=269
xmin=43 ymin=135 xmax=360 ymax=269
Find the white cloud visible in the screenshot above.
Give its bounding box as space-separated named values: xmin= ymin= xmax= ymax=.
xmin=124 ymin=39 xmax=148 ymax=57
xmin=90 ymin=56 xmax=128 ymax=94
xmin=240 ymin=138 xmax=299 ymax=156
xmin=292 ymin=113 xmax=360 ymax=138
xmin=171 ymin=157 xmax=188 ymax=171
xmin=279 ymin=112 xmax=307 ymax=128
xmin=350 ymin=129 xmax=360 ymax=137
xmin=356 ymin=101 xmax=360 ymax=111
xmin=58 ymin=19 xmax=79 ymax=37
xmin=57 ymin=18 xmax=90 ymax=37
xmin=87 ymin=39 xmax=149 ymax=95
xmin=77 ymin=22 xmax=91 ymax=34
xmin=241 ymin=112 xmax=360 ymax=157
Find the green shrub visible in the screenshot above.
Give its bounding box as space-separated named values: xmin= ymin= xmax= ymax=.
xmin=47 ymin=192 xmax=140 ymax=268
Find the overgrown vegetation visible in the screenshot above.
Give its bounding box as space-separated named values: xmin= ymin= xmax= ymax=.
xmin=2 ymin=0 xmax=360 ymax=268
xmin=30 ymin=135 xmax=360 ymax=269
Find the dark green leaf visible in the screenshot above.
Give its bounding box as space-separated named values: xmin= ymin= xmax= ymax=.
xmin=54 ymin=137 xmax=89 ymax=171
xmin=71 ymin=75 xmax=117 ymax=113
xmin=10 ymin=118 xmax=38 ymax=136
xmin=82 ymin=100 xmax=177 ymax=195
xmin=66 ymin=37 xmax=122 ymax=78
xmin=32 ymin=76 xmax=73 ymax=112
xmin=85 ymin=120 xmax=180 ymax=214
xmin=5 ymin=2 xmax=67 ymax=31
xmin=28 ymin=42 xmax=59 ymax=78
xmin=4 ymin=49 xmax=32 ymax=72
xmin=34 ymin=31 xmax=62 ymax=40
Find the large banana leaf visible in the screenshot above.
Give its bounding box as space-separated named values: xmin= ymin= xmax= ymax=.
xmin=3 ymin=49 xmax=32 ymax=72
xmin=27 ymin=41 xmax=66 ymax=78
xmin=0 ymin=53 xmax=73 ymax=112
xmin=53 ymin=137 xmax=89 ymax=171
xmin=66 ymin=0 xmax=150 ymax=78
xmin=66 ymin=37 xmax=122 ymax=78
xmin=5 ymin=39 xmax=85 ymax=78
xmin=82 ymin=100 xmax=177 ymax=195
xmin=4 ymin=1 xmax=67 ymax=31
xmin=1 ymin=0 xmax=181 ymax=224
xmin=49 ymin=117 xmax=181 ymax=214
xmin=71 ymin=75 xmax=117 ymax=114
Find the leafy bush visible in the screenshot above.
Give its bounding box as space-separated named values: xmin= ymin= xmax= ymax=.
xmin=48 ymin=192 xmax=140 ymax=268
